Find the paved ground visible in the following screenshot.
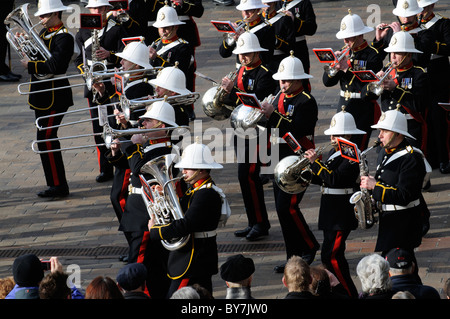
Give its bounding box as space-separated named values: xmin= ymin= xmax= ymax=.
xmin=0 ymin=0 xmax=449 ymax=301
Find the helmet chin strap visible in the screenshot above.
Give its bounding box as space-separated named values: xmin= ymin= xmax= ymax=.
xmin=383 ymin=132 xmax=398 ymax=149
xmin=184 ymin=169 xmax=201 ymax=183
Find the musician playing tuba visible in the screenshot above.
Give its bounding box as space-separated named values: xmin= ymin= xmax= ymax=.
xmin=303 ymin=107 xmax=366 ymax=298
xmin=260 ymin=52 xmax=319 ymax=273
xmin=17 ymin=0 xmax=74 ymax=198
xmin=148 ymin=140 xmax=225 ymax=298
xmin=107 ymin=100 xmax=179 ymax=299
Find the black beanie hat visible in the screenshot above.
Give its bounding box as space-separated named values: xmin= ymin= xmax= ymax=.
xmin=220 ymin=254 xmax=255 ymax=282
xmin=12 ymin=254 xmax=44 ymax=287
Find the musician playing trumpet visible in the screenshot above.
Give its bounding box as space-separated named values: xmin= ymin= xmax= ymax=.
xmin=303 ymin=107 xmax=366 ymax=298
xmin=323 ymin=10 xmax=383 ymax=152
xmin=260 ymin=52 xmax=320 ymax=274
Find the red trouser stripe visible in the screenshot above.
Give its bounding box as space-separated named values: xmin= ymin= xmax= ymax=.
xmin=330 ymin=231 xmax=351 ymax=296
xmin=248 ymin=163 xmax=263 ymax=223
xmin=119 ymin=169 xmax=131 ymax=212
xmin=289 ymin=194 xmax=315 ymax=249
xmin=45 ymin=111 xmax=60 ymax=186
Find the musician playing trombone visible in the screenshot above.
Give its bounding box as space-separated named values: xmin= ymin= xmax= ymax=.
xmin=259 ymin=52 xmax=319 ymax=273
xmin=322 ymin=9 xmax=383 ymax=151
xmin=148 ymin=141 xmax=224 ymax=298
xmin=107 ymin=100 xmax=179 ymax=299
xmin=303 ymin=108 xmax=366 ymax=298
xmin=19 ymin=0 xmax=75 ymax=198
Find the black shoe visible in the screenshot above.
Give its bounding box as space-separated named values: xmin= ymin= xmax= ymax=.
xmin=274 ymin=263 xmax=285 ymax=273
xmin=0 ymin=72 xmax=20 ymax=82
xmin=213 ymin=0 xmax=235 ymax=5
xmin=234 ymin=226 xmax=252 ymax=237
xmin=440 ymin=162 xmax=450 ymax=174
xmin=246 ymin=224 xmax=269 ymax=241
xmin=422 ymin=180 xmax=431 ymax=191
xmin=37 ymin=186 xmax=69 ymax=198
xmin=96 ymin=171 xmax=114 ymax=183
xmin=301 ymin=249 xmax=317 ymax=265
xmin=8 ymin=71 xmax=21 ymax=79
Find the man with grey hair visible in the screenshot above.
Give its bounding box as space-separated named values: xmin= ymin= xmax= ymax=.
xmin=356 ymin=254 xmax=394 ymax=299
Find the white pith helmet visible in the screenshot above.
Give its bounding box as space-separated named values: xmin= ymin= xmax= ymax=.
xmin=272 ymin=51 xmax=313 ymax=80
xmin=115 ymin=41 xmax=152 ymax=69
xmin=335 ymin=9 xmax=374 ymax=39
xmin=232 ymin=32 xmax=268 ymax=54
xmin=324 ymin=106 xmax=366 ymax=136
xmin=153 ymin=5 xmax=185 ymax=28
xmin=371 ymin=109 xmax=415 ymax=139
xmin=417 ymin=0 xmax=438 ymax=8
xmin=393 ymin=0 xmax=422 ymax=17
xmin=384 ymin=31 xmax=422 ymax=53
xmin=149 ymin=65 xmax=192 ymax=95
xmin=175 ymin=140 xmax=223 ymax=169
xmin=85 ymin=0 xmax=113 ymax=8
xmin=34 ymin=0 xmax=71 ymax=16
xmin=236 ymin=0 xmax=268 ymax=11
xmin=140 ymin=100 xmax=178 ymax=128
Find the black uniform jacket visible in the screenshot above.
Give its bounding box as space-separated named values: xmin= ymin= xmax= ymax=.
xmin=323 ymin=41 xmax=383 ymax=129
xmin=372 ymin=140 xmax=425 ymax=251
xmin=150 ymin=178 xmax=222 ymax=279
xmin=150 ymin=36 xmax=193 ymax=76
xmin=223 ymin=61 xmax=276 ymax=108
xmin=219 ymin=14 xmax=275 ymax=66
xmin=267 ymin=88 xmax=318 ymax=159
xmin=74 ymin=19 xmax=127 ymax=98
xmin=28 ymin=25 xmax=74 ymax=111
xmin=310 ymin=149 xmax=359 ymax=231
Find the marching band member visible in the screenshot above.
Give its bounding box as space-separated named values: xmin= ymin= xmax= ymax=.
xmin=373 ymin=0 xmax=434 ymax=68
xmin=219 ymin=0 xmax=275 ymax=66
xmin=418 ymin=0 xmax=450 ymax=174
xmin=304 ymin=108 xmax=366 ymax=298
xmin=361 ymin=31 xmax=429 ymax=152
xmin=148 ymin=65 xmax=193 ymax=126
xmin=260 ymin=52 xmax=319 ymax=272
xmin=323 ymin=9 xmax=383 ymax=151
xmin=74 ymin=0 xmax=127 ymax=183
xmin=279 ymin=0 xmax=317 ymax=90
xmin=109 ymin=101 xmax=179 ymax=298
xmin=149 ymin=141 xmax=224 ymax=297
xmin=360 ymin=109 xmax=429 ymax=281
xmin=262 ymin=0 xmax=295 ymax=73
xmin=221 ymin=32 xmax=277 ymax=241
xmin=149 ymin=5 xmax=196 ymax=121
xmin=20 ymin=0 xmax=74 ymax=198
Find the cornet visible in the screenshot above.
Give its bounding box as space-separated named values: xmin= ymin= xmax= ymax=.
xmin=224 ymin=21 xmax=246 ymax=47
xmin=323 ymin=45 xmax=351 ymax=77
xmin=367 ymin=62 xmax=396 ymax=96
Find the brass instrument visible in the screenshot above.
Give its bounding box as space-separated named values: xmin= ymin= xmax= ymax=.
xmin=202 ymin=70 xmax=237 ymax=121
xmin=367 ymin=63 xmax=396 ymax=96
xmin=274 ymin=144 xmax=329 ymax=194
xmin=349 ymin=141 xmax=381 ymax=229
xmin=323 ymin=45 xmax=351 ymax=77
xmin=224 ymin=21 xmax=246 ymax=47
xmin=5 ymin=4 xmax=53 ymax=80
xmin=139 ymin=154 xmax=190 ymax=251
xmin=31 ymin=123 xmax=189 ymax=154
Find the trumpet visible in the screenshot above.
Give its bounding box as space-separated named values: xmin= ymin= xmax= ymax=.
xmin=31 ymin=122 xmax=189 ymax=154
xmin=323 ymin=45 xmax=351 ymax=77
xmin=224 ymin=21 xmax=246 ymax=47
xmin=367 ymin=62 xmax=396 ymax=96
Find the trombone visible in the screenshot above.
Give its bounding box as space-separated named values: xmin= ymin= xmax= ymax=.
xmin=31 ymin=122 xmax=189 ymax=154
xmin=17 ymin=65 xmax=163 ymax=95
xmin=323 ymin=45 xmax=351 ymax=77
xmin=367 ymin=62 xmax=397 ymax=96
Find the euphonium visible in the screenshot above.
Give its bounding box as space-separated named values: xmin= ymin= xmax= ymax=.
xmin=323 ymin=45 xmax=351 ymax=77
xmin=274 ymin=144 xmax=328 ymax=194
xmin=202 ymin=70 xmax=237 ymax=121
xmin=4 ymin=4 xmax=53 ymax=80
xmin=139 ymin=154 xmax=190 ymax=251
xmin=367 ymin=62 xmax=396 ymax=96
xmin=349 ymin=141 xmax=381 ymax=229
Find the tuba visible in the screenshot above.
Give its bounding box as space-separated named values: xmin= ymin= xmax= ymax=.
xmin=4 ymin=4 xmax=53 ymax=80
xmin=201 ymin=70 xmax=237 ymax=121
xmin=139 ymin=154 xmax=190 ymax=251
xmin=274 ymin=144 xmax=327 ymax=194
xmin=349 ymin=141 xmax=381 ymax=229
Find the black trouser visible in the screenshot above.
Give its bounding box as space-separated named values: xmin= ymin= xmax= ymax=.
xmin=273 ymin=183 xmax=319 ymax=260
xmin=35 ymin=108 xmax=69 ymax=188
xmin=321 ymin=229 xmax=358 ymax=298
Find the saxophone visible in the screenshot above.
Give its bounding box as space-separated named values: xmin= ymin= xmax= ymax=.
xmin=349 ymin=141 xmax=381 ymax=229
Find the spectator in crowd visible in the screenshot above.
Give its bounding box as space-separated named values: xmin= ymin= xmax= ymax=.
xmin=309 ymin=265 xmax=350 ymax=299
xmin=386 ymin=247 xmax=441 ymax=299
xmin=85 ymin=276 xmax=124 ymax=299
xmin=282 ymin=255 xmax=316 ymax=299
xmin=5 ymin=254 xmax=44 ymax=299
xmin=392 ymin=291 xmax=416 ymax=299
xmin=444 ymin=278 xmax=450 ymax=299
xmin=0 ymin=277 xmax=15 ymax=299
xmin=220 ymin=254 xmax=255 ymax=299
xmin=356 ymin=254 xmax=394 ymax=299
xmin=39 ymin=271 xmax=72 ymax=299
xmin=170 ymin=286 xmax=200 ymax=299
xmin=116 ymin=263 xmax=150 ymax=299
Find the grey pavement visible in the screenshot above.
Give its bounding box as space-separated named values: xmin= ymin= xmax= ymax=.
xmin=0 ymin=0 xmax=449 ymax=300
